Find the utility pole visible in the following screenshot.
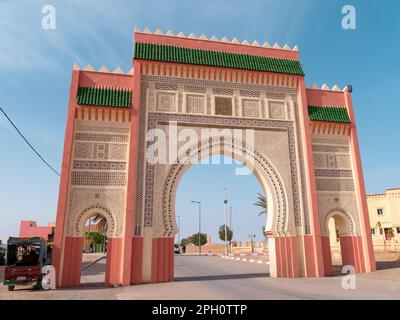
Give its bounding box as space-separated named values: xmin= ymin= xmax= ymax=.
xmin=177 ymin=215 xmax=181 ymax=246
xmin=191 ymin=201 xmax=201 ymax=256
xmin=223 ymin=188 xmax=228 ymax=255
xmin=229 ymin=206 xmax=232 ymax=239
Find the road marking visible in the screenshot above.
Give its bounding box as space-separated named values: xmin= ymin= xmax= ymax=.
xmin=221 ymin=255 xmax=269 ymax=265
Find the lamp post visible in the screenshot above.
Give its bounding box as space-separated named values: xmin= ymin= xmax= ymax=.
xmin=229 ymin=206 xmax=232 ymax=239
xmin=191 ymin=201 xmax=201 ymax=256
xmin=223 ymin=188 xmax=228 ymax=256
xmin=249 ymin=234 xmax=256 ymax=253
xmin=176 ymin=215 xmax=181 ymax=246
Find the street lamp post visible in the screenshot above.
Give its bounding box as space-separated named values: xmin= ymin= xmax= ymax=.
xmin=249 ymin=234 xmax=256 ymax=253
xmin=229 ymin=206 xmax=232 ymax=239
xmin=223 ymin=188 xmax=228 ymax=256
xmin=177 ymin=215 xmax=181 ymax=246
xmin=191 ymin=201 xmax=201 ymax=256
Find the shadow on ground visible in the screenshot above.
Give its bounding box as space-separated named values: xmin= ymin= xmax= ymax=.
xmin=376 ymin=259 xmax=400 ymax=271
xmin=175 ymin=272 xmax=269 ymax=282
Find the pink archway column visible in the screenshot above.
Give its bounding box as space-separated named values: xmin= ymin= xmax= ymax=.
xmin=60 ymin=237 xmax=84 ymax=287
xmin=52 ymin=69 xmax=80 ymax=287
xmin=297 ymin=79 xmax=325 ymax=277
xmin=268 ymin=236 xmax=300 ymax=278
xmin=344 ymin=93 xmax=376 ymax=272
xmin=151 ymin=238 xmax=174 ymax=283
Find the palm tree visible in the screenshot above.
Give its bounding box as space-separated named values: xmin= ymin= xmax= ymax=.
xmin=253 ymin=192 xmax=267 ymax=216
xmin=89 ymin=214 xmax=108 ymax=232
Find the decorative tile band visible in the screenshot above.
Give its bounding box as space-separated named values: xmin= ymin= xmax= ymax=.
xmin=73 ymin=161 xmax=126 ymax=171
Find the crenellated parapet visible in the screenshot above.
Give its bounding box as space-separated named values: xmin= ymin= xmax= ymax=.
xmin=134 ymin=27 xmax=299 ymax=52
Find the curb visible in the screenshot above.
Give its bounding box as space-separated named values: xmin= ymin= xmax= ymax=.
xmin=81 ymin=255 xmax=106 ymax=271
xmin=221 ymin=255 xmax=270 ymax=265
xmin=180 ymin=253 xmax=222 ymax=256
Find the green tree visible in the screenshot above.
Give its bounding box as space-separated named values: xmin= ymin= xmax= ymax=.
xmin=188 ymin=233 xmax=207 ymax=247
xmin=180 ymin=238 xmax=191 ymax=247
xmin=218 ymin=224 xmax=233 ymax=242
xmin=253 ymin=192 xmax=267 ymax=216
xmin=85 ymin=232 xmax=105 ymax=245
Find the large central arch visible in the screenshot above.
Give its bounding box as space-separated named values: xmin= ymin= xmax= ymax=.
xmin=161 ymin=136 xmax=288 ymax=238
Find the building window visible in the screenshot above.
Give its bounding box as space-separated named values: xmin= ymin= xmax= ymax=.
xmin=384 ymin=228 xmax=394 ymax=240
xmin=215 ymin=97 xmax=232 ymax=116
xmin=377 ymin=208 xmax=384 ymax=216
xmin=396 ymin=227 xmax=400 ymax=234
xmin=371 ymin=228 xmax=375 ymax=235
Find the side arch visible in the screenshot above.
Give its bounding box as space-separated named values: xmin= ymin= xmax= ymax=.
xmin=74 ymin=203 xmax=116 ymax=238
xmin=323 ymin=208 xmax=356 ymax=237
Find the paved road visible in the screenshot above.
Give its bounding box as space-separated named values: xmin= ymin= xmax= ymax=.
xmin=81 ymin=257 xmax=106 ymax=286
xmin=1 ymin=255 xmax=400 ymax=299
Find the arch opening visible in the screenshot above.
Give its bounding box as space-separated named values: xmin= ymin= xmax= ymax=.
xmin=323 ymin=209 xmax=357 ymax=276
xmin=172 ymin=153 xmax=273 ymax=280
xmin=80 ymin=213 xmax=108 ymax=286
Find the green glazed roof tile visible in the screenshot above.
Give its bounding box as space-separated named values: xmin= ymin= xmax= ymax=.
xmin=308 ymin=106 xmax=351 ymax=123
xmin=76 ymin=87 xmax=132 ymax=108
xmin=134 ymin=42 xmax=305 ymax=76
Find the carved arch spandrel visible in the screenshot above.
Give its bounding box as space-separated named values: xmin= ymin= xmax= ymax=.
xmin=157 ymin=136 xmax=290 ymax=238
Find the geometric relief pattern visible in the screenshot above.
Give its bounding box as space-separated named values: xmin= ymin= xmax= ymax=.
xmin=157 ymin=92 xmax=176 ymax=112
xmin=312 ymin=145 xmax=349 ymax=153
xmin=75 ymin=204 xmax=116 ymax=237
xmin=74 ymin=143 xmax=93 ymax=159
xmin=75 ymin=132 xmax=129 ymax=143
xmin=315 ymin=169 xmax=353 ymax=178
xmin=242 ymin=99 xmax=260 ymax=118
xmin=135 ymin=76 xmax=302 ymax=235
xmin=313 ymin=153 xmax=351 ymax=169
xmin=186 ymin=94 xmax=205 ymax=114
xmin=269 ymin=101 xmax=285 ymax=119
xmin=142 ymin=75 xmax=297 ymax=96
xmin=109 ymin=144 xmax=128 ymax=160
xmin=66 ymin=188 xmax=126 ymax=237
xmin=143 ymin=113 xmax=303 ymax=235
xmin=71 ymin=171 xmax=127 ymax=186
xmin=73 ymin=161 xmax=126 ymax=170
xmin=316 ymin=178 xmax=355 ymax=191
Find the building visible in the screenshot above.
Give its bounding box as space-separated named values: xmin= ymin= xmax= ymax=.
xmin=19 ymin=220 xmax=55 ymax=242
xmin=52 ymin=28 xmax=375 ymax=288
xmin=367 ymin=188 xmax=400 ymax=251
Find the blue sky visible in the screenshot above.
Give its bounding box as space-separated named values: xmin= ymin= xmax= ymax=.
xmin=0 ymin=0 xmax=399 ymax=242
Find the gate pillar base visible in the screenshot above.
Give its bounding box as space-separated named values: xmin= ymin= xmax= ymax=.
xmin=268 ymin=236 xmax=300 ymax=278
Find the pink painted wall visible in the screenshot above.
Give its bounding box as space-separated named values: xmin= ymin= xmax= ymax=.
xmin=320 ymin=236 xmax=333 ymax=276
xmin=78 ymin=71 xmax=133 ymax=89
xmin=19 ymin=221 xmax=53 ymax=240
xmin=130 ymin=237 xmax=143 ymax=284
xmin=105 ymin=238 xmax=123 ymax=286
xmin=151 ymin=238 xmax=174 ymax=283
xmin=271 ymin=237 xmax=300 ymax=278
xmin=52 ymin=69 xmax=80 ymax=287
xmin=61 ymin=237 xmax=84 ymax=287
xmin=306 ymin=88 xmax=346 ymax=106
xmin=297 ymin=80 xmax=325 ymax=277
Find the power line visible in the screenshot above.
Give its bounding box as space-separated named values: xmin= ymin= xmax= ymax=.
xmin=0 ymin=106 xmax=60 ymax=176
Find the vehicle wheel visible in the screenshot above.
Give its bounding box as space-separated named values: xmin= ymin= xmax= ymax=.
xmin=8 ymin=286 xmax=15 ymax=291
xmin=34 ymin=280 xmax=42 ymax=290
